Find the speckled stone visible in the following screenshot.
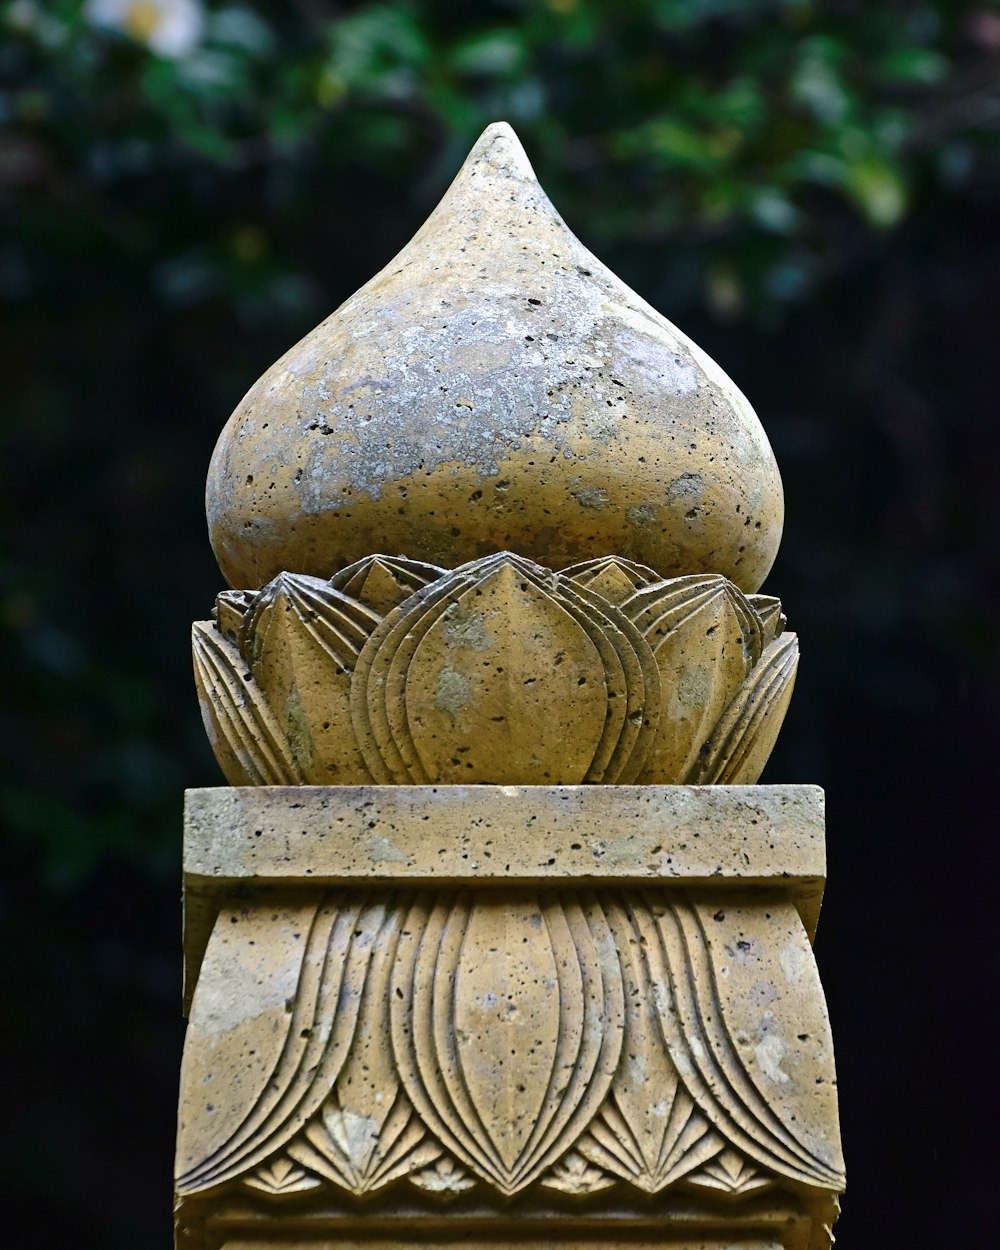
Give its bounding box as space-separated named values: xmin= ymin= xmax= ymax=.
xmin=207 ymin=122 xmax=783 ymax=592
xmin=175 ymin=784 xmax=842 ymax=1250
xmin=193 ymin=553 xmax=799 ymax=790
xmin=182 ymin=783 xmax=827 ymax=1004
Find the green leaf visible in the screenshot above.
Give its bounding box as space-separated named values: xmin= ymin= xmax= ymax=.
xmin=843 ymin=157 xmax=908 ymax=228
xmin=450 ymin=29 xmax=525 ymax=77
xmin=879 ymin=47 xmax=949 ymax=85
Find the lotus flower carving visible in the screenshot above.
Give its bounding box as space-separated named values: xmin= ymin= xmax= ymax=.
xmin=193 ymin=552 xmax=798 ymax=787
xmin=176 ymin=890 xmax=844 ymax=1202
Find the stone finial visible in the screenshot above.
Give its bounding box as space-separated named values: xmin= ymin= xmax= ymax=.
xmin=179 ymin=122 xmax=843 ymax=1250
xmin=206 ymin=122 xmax=783 ymax=592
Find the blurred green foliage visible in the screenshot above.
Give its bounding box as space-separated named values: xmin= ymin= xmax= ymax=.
xmin=1 ymin=2 xmax=998 ymax=1246
xmin=5 ymin=0 xmax=996 ymax=326
xmin=4 ymin=0 xmax=997 ymax=884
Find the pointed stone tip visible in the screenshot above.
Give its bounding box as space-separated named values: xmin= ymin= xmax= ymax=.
xmin=465 ymin=120 xmax=536 ymax=182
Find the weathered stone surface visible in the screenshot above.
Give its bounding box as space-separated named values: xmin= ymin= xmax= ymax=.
xmin=193 ymin=553 xmax=798 ymax=789
xmin=175 ymin=787 xmax=841 ymax=1248
xmin=180 ymin=122 xmax=841 ymax=1250
xmin=182 ymin=783 xmax=826 ymax=1005
xmin=206 ymin=123 xmax=783 ymax=592
xmin=183 ymin=1209 xmax=832 ymax=1250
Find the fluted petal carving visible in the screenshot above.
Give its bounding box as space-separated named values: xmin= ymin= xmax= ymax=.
xmin=176 ymin=894 xmax=401 ymax=1193
xmin=575 ymin=897 xmax=728 ymax=1191
xmin=621 ymin=574 xmax=762 ymax=783
xmin=329 ymin=554 xmax=445 ymax=614
xmin=194 ymin=554 xmax=794 ymax=786
xmin=287 ymin=1088 xmax=440 ymax=1194
xmin=284 ymin=881 xmax=440 ymax=1195
xmin=560 ymin=555 xmax=660 ymax=605
xmin=688 ymin=632 xmax=800 ymax=785
xmin=747 ymin=593 xmax=786 ymax=644
xmin=632 ymin=893 xmax=844 ymax=1190
xmin=192 ymin=620 xmax=300 ymax=786
xmin=177 ymin=888 xmax=840 ymax=1202
xmin=239 ymin=572 xmax=379 ymax=783
xmin=389 ymin=891 xmax=625 ymax=1194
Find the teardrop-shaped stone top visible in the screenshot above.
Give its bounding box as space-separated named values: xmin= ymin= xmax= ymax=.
xmin=207 ymin=122 xmax=783 ymax=592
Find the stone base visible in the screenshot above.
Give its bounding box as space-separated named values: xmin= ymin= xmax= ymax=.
xmin=176 ymin=786 xmax=842 ymax=1250
xmin=177 ymin=1190 xmax=840 ymax=1250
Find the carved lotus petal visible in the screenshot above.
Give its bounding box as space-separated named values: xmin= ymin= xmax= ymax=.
xmin=349 ymin=563 xmax=479 ymax=782
xmin=747 ymin=592 xmax=786 ymax=644
xmin=575 ymin=897 xmax=726 ymax=1192
xmin=192 ymin=619 xmax=300 ymax=785
xmin=403 ymin=559 xmax=609 ymax=784
xmin=560 ymin=554 xmax=660 ymax=604
xmin=288 ymin=1088 xmax=439 ymax=1194
xmin=195 ymin=555 xmax=796 ymax=786
xmin=621 ymin=574 xmax=765 ymax=783
xmin=329 ymin=554 xmax=445 ymax=614
xmin=390 ymin=892 xmax=625 ymax=1194
xmin=629 ymin=892 xmax=845 ymax=1191
xmin=688 ymin=632 xmax=799 ymax=784
xmin=176 ymin=896 xmax=402 ymax=1194
xmin=240 ymin=571 xmax=379 ymax=782
xmin=348 ymin=553 xmax=656 ymax=785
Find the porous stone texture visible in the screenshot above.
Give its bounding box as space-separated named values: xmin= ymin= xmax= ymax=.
xmin=206 ymin=123 xmax=783 ymax=592
xmin=193 ymin=553 xmax=798 ymax=791
xmin=175 ymin=785 xmax=841 ymax=1250
xmin=181 ymin=122 xmax=842 ymax=1250
xmin=182 ymin=783 xmax=827 ymax=1005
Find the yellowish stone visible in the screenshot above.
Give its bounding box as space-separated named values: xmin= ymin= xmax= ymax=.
xmin=207 ymin=123 xmax=783 ymax=591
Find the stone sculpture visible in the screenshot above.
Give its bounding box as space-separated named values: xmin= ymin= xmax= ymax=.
xmin=177 ymin=122 xmax=843 ymax=1250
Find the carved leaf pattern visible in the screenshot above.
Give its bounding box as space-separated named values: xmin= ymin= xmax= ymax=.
xmin=630 ymin=892 xmax=845 ymax=1190
xmin=287 ymin=1088 xmax=440 ymax=1193
xmin=684 ymin=1147 xmax=773 ymax=1194
xmin=195 ymin=552 xmax=797 ymax=786
xmin=410 ymin=1155 xmax=477 ymax=1194
xmin=192 ymin=620 xmax=301 ymax=786
xmin=286 ymin=884 xmax=440 ymax=1195
xmin=244 ymin=1154 xmax=322 ymax=1196
xmin=398 ymin=560 xmax=609 ymax=784
xmin=178 ymin=890 xmax=842 ymax=1201
xmin=177 ymin=894 xmax=404 ymax=1193
xmin=389 ymin=891 xmax=625 ymax=1194
xmin=687 ymin=632 xmax=799 ymax=784
xmin=618 ymin=574 xmax=762 ymax=783
xmin=329 ymin=554 xmax=444 ymax=615
xmin=239 ymin=572 xmax=380 ymax=783
xmin=541 ymin=1150 xmax=616 ymax=1194
xmin=559 ymin=554 xmax=660 ymax=604
xmin=573 ymin=897 xmax=728 ymax=1191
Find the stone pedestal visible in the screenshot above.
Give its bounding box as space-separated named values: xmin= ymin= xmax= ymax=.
xmin=175 ymin=786 xmax=841 ymax=1250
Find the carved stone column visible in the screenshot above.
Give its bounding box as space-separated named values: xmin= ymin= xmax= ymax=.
xmin=176 ymin=122 xmax=844 ymax=1250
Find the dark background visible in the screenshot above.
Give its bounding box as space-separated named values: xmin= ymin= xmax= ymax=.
xmin=1 ymin=1 xmax=997 ymax=1245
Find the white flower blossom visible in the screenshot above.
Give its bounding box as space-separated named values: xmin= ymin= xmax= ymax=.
xmin=85 ymin=0 xmax=204 ymax=59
